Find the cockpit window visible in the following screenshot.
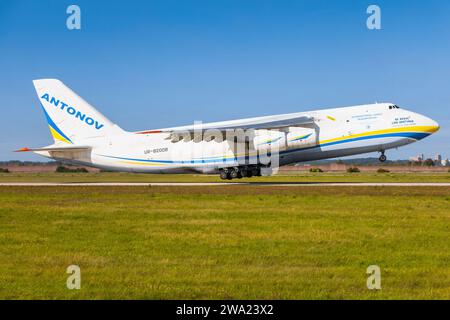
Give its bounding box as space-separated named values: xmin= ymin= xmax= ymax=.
xmin=389 ymin=105 xmax=400 ymax=109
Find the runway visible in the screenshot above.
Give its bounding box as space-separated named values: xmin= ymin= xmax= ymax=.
xmin=1 ymin=182 xmax=450 ymax=187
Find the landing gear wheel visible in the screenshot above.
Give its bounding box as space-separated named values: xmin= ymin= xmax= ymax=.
xmin=379 ymin=154 xmax=387 ymax=162
xmin=230 ymin=169 xmax=239 ymax=179
xmin=219 ymin=170 xmax=228 ymax=180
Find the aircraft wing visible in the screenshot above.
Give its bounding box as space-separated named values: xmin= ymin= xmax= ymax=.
xmin=136 ymin=113 xmax=314 ymax=140
xmin=168 ymin=115 xmax=313 ymax=132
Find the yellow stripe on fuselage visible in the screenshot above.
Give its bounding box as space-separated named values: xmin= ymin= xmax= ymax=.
xmin=320 ymin=125 xmax=438 ymax=145
xmin=119 ymin=160 xmax=162 ymax=166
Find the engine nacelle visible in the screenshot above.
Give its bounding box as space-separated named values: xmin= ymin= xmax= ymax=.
xmin=253 ymin=130 xmax=286 ymax=153
xmin=252 ymin=127 xmax=317 ymax=153
xmin=286 ymin=127 xmax=317 ymax=149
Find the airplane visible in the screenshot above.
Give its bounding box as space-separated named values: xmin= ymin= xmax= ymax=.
xmin=17 ymin=79 xmax=440 ymax=180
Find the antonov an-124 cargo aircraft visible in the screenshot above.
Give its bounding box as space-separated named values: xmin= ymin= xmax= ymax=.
xmin=17 ymin=79 xmax=439 ymax=180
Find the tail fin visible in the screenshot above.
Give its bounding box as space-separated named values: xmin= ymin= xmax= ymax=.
xmin=33 ymin=79 xmax=124 ymax=144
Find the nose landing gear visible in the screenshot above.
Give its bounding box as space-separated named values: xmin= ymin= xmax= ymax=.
xmin=379 ymin=151 xmax=387 ymax=162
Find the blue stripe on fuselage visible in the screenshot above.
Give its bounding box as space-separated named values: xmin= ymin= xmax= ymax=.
xmin=97 ymin=131 xmax=429 ymax=165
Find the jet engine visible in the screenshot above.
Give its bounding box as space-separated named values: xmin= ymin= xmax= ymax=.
xmin=253 ymin=127 xmax=317 ymax=153
xmin=253 ymin=130 xmax=286 ymax=153
xmin=286 ymin=127 xmax=317 ymax=149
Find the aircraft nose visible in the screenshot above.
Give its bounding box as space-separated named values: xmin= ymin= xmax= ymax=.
xmin=426 ymin=117 xmax=440 ymax=133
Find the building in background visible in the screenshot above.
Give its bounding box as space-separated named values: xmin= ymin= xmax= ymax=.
xmin=409 ymin=154 xmax=449 ymax=166
xmin=409 ymin=154 xmax=425 ymax=162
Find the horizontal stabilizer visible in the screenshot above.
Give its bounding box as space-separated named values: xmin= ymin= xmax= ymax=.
xmin=15 ymin=145 xmax=91 ymax=152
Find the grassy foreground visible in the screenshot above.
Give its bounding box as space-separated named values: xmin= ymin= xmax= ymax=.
xmin=0 ymin=171 xmax=450 ymax=183
xmin=0 ymin=185 xmax=449 ymax=299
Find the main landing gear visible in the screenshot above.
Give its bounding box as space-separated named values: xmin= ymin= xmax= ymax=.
xmin=219 ymin=166 xmax=262 ymax=180
xmin=379 ymin=151 xmax=387 ymax=162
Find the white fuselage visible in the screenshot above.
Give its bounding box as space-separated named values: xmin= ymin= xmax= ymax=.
xmin=40 ymin=103 xmax=439 ymax=173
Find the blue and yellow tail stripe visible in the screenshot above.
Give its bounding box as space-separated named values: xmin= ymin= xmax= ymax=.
xmin=41 ymin=105 xmax=73 ymax=144
xmin=96 ymin=125 xmax=438 ymax=166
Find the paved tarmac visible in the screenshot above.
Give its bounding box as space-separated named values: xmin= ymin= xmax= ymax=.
xmin=1 ymin=182 xmax=450 ymax=187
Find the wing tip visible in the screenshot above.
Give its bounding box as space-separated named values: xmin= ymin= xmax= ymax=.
xmin=14 ymin=147 xmax=31 ymax=152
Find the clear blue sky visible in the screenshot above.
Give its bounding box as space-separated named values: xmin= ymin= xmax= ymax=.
xmin=1 ymin=0 xmax=449 ymax=161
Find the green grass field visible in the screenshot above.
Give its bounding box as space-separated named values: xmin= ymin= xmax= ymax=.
xmin=1 ymin=171 xmax=449 ymax=183
xmin=0 ymin=185 xmax=449 ymax=299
